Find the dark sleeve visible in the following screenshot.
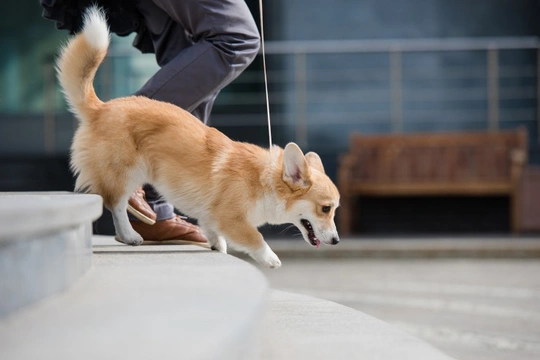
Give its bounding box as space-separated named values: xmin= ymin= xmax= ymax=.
xmin=40 ymin=0 xmax=92 ymax=34
xmin=40 ymin=0 xmax=141 ymax=36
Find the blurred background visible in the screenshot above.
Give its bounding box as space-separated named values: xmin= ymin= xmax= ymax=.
xmin=1 ymin=2 xmax=540 ymax=360
xmin=1 ymin=0 xmax=540 ymax=235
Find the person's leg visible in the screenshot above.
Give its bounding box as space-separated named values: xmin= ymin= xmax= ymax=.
xmin=134 ymin=0 xmax=260 ymax=123
xmin=140 ymin=184 xmax=171 ymax=221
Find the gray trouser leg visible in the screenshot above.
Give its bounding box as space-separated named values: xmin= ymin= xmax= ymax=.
xmin=134 ymin=0 xmax=260 ymax=123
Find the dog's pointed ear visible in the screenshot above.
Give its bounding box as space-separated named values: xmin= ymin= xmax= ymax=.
xmin=282 ymin=143 xmax=311 ymax=190
xmin=305 ymin=152 xmax=325 ymax=174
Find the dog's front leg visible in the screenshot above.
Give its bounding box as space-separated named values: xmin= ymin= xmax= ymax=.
xmin=221 ymin=223 xmax=281 ymax=269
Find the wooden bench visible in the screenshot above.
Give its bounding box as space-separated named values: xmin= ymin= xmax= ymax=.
xmin=338 ymin=129 xmax=528 ymax=234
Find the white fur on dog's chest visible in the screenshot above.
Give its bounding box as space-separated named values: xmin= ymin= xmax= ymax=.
xmin=248 ymin=195 xmax=286 ymax=227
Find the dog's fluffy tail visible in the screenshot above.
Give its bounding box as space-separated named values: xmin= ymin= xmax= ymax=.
xmin=56 ymin=6 xmax=110 ymax=121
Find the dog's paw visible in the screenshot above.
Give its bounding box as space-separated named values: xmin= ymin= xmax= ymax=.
xmin=114 ymin=234 xmax=144 ymax=246
xmin=260 ymin=254 xmax=282 ymax=269
xmin=252 ymin=245 xmax=282 ymax=269
xmin=210 ymin=236 xmax=228 ymax=254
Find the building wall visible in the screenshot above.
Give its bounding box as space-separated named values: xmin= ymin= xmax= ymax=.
xmin=1 ymin=1 xmax=539 ymax=172
xmin=269 ymin=0 xmax=540 ymax=176
xmin=279 ymin=0 xmax=539 ymax=40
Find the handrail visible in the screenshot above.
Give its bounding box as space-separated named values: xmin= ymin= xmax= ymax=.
xmin=263 ymin=37 xmax=540 ymax=54
xmin=107 ymin=37 xmax=540 ymax=57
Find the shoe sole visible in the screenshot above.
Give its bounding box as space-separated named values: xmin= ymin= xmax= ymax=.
xmin=114 ymin=236 xmax=210 ymax=248
xmin=127 ymin=204 xmax=157 ymax=225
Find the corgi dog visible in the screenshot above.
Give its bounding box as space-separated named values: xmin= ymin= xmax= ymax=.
xmin=56 ymin=7 xmax=340 ymax=268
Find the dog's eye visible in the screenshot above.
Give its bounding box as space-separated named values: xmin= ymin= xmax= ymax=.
xmin=322 ymin=205 xmax=331 ymax=213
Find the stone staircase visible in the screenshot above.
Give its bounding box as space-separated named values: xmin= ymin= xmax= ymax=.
xmin=0 ymin=192 xmax=101 ymax=317
xmin=0 ymin=192 xmax=454 ymax=360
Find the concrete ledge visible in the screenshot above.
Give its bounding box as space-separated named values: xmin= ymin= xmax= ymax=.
xmin=261 ymin=290 xmax=455 ymax=360
xmin=1 ymin=234 xmax=458 ymax=359
xmin=265 ymin=237 xmax=540 ymax=259
xmin=0 ymin=192 xmax=102 ymax=317
xmin=0 ymin=236 xmax=269 ymax=360
xmin=0 ymin=192 xmax=102 ymax=241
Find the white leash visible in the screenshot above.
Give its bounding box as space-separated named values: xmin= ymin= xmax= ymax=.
xmin=258 ymin=0 xmax=273 ymax=151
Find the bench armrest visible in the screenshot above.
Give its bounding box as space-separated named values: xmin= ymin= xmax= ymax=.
xmin=510 ymin=149 xmax=527 ymax=181
xmin=338 ymin=154 xmax=356 ymax=194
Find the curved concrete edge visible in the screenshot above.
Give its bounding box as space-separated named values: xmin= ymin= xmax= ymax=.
xmin=265 ymin=238 xmax=540 ymax=259
xmin=0 ymin=236 xmax=270 ymax=360
xmin=0 ymin=193 xmax=101 ymax=317
xmin=261 ymin=290 xmax=455 ymax=360
xmin=0 ymin=192 xmax=102 ymax=241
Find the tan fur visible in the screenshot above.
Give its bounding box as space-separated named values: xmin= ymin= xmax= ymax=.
xmin=57 ymin=7 xmax=340 ymax=268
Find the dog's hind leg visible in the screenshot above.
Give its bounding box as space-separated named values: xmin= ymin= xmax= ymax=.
xmin=111 ymin=200 xmax=144 ymax=246
xmin=204 ymin=228 xmax=227 ymax=253
xmin=97 ymin=176 xmax=145 ymax=246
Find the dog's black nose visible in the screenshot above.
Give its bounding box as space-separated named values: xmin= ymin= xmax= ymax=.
xmin=331 ymin=237 xmax=340 ymax=245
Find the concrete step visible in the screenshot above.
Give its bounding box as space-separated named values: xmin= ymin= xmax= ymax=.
xmin=0 ymin=236 xmax=270 ymax=360
xmin=0 ymin=234 xmax=455 ymax=360
xmin=0 ymin=192 xmax=102 ymax=317
xmin=262 ymin=290 xmax=455 ymax=360
xmin=265 ymin=237 xmax=540 ymax=259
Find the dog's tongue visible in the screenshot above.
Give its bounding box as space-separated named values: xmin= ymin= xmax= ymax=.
xmin=316 ymin=239 xmax=320 ymax=249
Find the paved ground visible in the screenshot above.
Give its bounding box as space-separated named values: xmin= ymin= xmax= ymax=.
xmin=260 ymin=257 xmax=540 ymax=360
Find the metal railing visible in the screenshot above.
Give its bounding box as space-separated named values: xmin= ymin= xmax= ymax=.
xmin=4 ymin=37 xmax=540 ymax=155
xmin=214 ymin=37 xmax=540 ymax=149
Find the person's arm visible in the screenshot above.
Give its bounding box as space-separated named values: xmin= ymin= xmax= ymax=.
xmin=40 ymin=0 xmax=140 ymax=36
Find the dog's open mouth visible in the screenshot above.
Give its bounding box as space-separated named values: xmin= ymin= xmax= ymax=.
xmin=301 ymin=219 xmax=320 ymax=248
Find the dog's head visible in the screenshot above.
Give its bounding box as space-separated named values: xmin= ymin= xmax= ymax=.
xmin=278 ymin=143 xmax=340 ymax=248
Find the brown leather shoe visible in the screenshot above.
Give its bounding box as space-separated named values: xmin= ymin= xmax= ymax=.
xmin=130 ymin=215 xmax=208 ymax=243
xmin=127 ymin=187 xmax=157 ymax=225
